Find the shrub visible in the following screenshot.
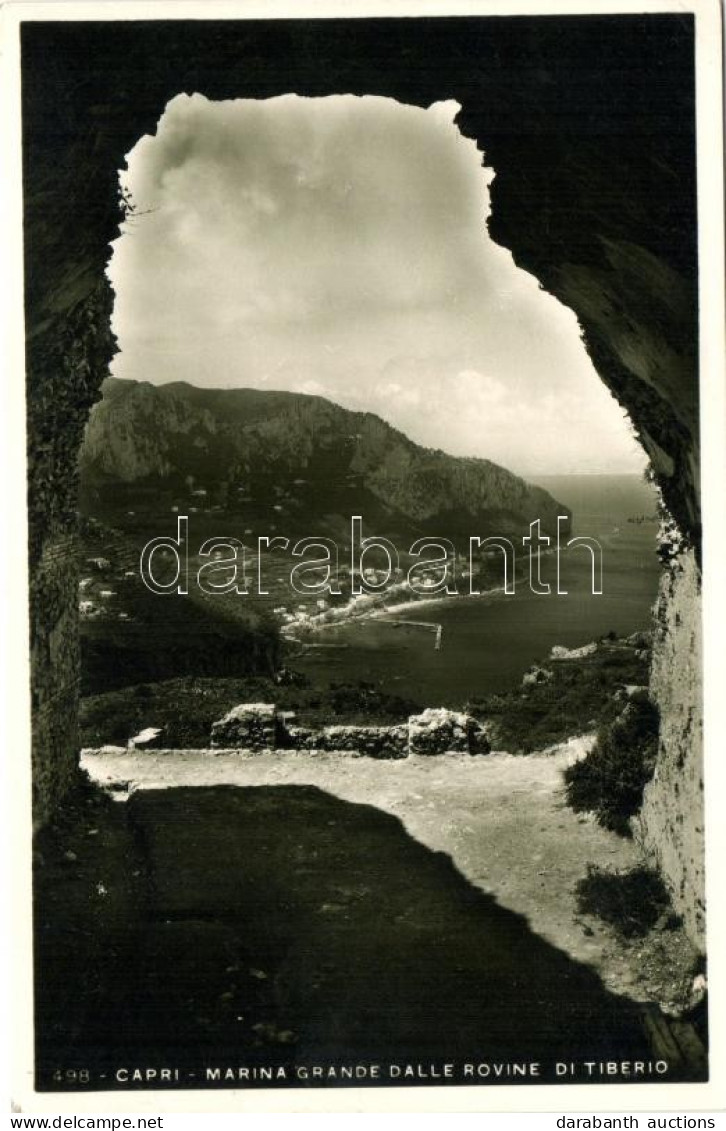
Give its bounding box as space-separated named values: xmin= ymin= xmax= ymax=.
xmin=470 ymin=642 xmax=650 ymax=755
xmin=575 ymin=864 xmax=678 ymax=938
xmin=328 ymin=681 xmax=420 ymax=722
xmin=563 ymin=693 xmax=659 ymax=834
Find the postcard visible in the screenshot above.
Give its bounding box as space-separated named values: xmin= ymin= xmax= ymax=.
xmin=3 ymin=0 xmax=724 ymax=1115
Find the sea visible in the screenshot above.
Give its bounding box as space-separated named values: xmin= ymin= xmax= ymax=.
xmin=290 ymin=474 xmax=662 ymax=708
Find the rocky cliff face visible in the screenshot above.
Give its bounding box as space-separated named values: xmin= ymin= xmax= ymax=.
xmin=635 ymin=549 xmax=704 ymax=948
xmin=80 ymin=378 xmax=569 ymax=539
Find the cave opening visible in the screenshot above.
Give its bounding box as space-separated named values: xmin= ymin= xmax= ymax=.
xmin=77 ymin=90 xmax=661 ymax=713
xmin=21 ymin=15 xmax=704 ymax=976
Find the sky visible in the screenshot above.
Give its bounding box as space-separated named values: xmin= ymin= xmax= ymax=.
xmin=108 ymin=92 xmax=646 ymax=478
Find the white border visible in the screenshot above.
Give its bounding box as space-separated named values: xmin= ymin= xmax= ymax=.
xmin=2 ymin=0 xmax=724 ymax=1115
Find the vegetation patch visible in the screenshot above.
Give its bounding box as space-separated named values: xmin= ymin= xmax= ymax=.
xmin=563 ymin=691 xmax=659 ymax=834
xmin=575 ymin=864 xmax=678 ymax=938
xmin=468 ymin=636 xmax=650 ymax=754
xmin=79 ymin=676 xmax=421 ymax=749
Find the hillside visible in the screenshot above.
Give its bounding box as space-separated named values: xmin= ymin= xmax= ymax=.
xmin=79 ymin=378 xmax=570 ymax=543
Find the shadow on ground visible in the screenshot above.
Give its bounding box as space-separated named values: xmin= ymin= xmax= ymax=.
xmin=35 ymin=783 xmax=674 ymax=1090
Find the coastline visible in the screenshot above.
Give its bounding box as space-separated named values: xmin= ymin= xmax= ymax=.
xmin=369 ymin=588 xmax=501 ymax=621
xmin=279 ymin=545 xmax=568 ymax=641
xmin=281 ymin=583 xmax=507 ymax=641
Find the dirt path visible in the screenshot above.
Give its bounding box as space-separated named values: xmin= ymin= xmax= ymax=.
xmin=32 ymin=742 xmax=702 ymax=1089
xmin=83 ymin=739 xmax=643 ymax=1003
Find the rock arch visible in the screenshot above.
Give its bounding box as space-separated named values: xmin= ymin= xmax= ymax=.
xmin=21 ymin=15 xmax=703 ymax=944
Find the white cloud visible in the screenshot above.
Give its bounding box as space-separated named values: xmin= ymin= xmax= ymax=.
xmin=108 ymin=92 xmax=645 ymax=476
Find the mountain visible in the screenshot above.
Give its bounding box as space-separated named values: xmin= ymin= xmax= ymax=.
xmin=79 ymin=378 xmax=571 ymax=542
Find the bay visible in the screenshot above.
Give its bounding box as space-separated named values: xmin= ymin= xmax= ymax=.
xmin=291 ymin=474 xmax=662 ymax=707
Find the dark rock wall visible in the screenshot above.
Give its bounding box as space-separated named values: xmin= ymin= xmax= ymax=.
xmin=635 ymin=549 xmax=705 ymax=948
xmin=22 ymin=14 xmax=704 ymax=939
xmin=26 ymin=275 xmax=117 ymax=825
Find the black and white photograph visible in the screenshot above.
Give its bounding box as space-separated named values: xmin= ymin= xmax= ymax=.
xmin=4 ymin=0 xmax=725 ymax=1114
